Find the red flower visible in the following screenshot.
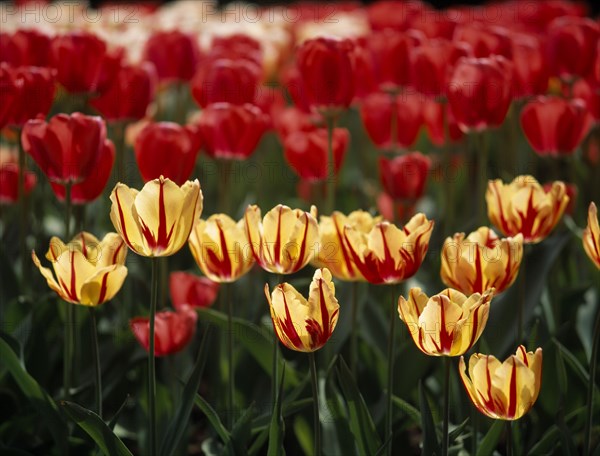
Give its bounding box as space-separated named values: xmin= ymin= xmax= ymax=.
xmin=134 ymin=122 xmax=200 ymax=184
xmin=408 ymin=6 xmax=458 ymax=39
xmin=447 ymin=56 xmax=513 ymax=132
xmin=7 ymin=66 xmax=56 ymax=127
xmin=208 ymin=34 xmax=263 ymax=70
xmin=0 ymin=64 xmax=21 ymax=130
xmin=0 ymin=153 xmax=36 ymax=203
xmin=143 ymin=30 xmax=200 ymax=82
xmin=284 ymin=128 xmax=349 ymax=181
xmin=130 ymin=306 xmax=197 ymax=357
xmin=0 ymin=29 xmax=53 ymax=67
xmin=520 ymin=96 xmax=592 ymax=156
xmin=572 ymin=79 xmax=600 ymax=123
xmin=282 ymin=64 xmax=311 ymax=112
xmin=91 ymin=63 xmax=156 ymax=122
xmin=510 ymin=33 xmax=549 ymax=98
xmin=169 ymin=271 xmax=219 ymax=311
xmin=197 ymin=103 xmax=269 ymax=160
xmin=295 ymin=37 xmax=355 ymax=112
xmin=376 ymin=191 xmax=416 ymax=223
xmin=367 ymin=0 xmax=426 ymax=32
xmin=360 ymin=91 xmax=423 ymax=150
xmin=547 ymin=17 xmax=600 ymax=80
xmin=21 ymin=113 xmax=113 ymax=185
xmin=191 ymin=58 xmax=261 ymax=108
xmin=378 ymin=152 xmax=431 ymax=201
xmin=453 ymin=24 xmax=513 ymax=59
xmin=422 ymin=100 xmax=464 ymax=146
xmin=411 ymin=39 xmax=471 ymax=97
xmin=274 ymin=107 xmax=321 ymax=140
xmin=51 ymin=31 xmax=109 ymax=94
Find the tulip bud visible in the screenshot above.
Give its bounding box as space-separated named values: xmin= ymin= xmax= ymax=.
xmin=378 ymin=152 xmax=431 ymax=202
xmin=143 ymin=30 xmax=200 ymax=82
xmin=583 ymin=202 xmax=600 ymax=269
xmin=169 ymin=271 xmax=219 ymax=311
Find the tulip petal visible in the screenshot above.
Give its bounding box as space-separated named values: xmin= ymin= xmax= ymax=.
xmin=80 ymin=265 xmax=128 ymax=306
xmin=110 ymin=183 xmax=147 ymax=254
xmin=32 ymin=250 xmax=69 ymax=302
xmin=306 ymin=268 xmax=339 ymax=350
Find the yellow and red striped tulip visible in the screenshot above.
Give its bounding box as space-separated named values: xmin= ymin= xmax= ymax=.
xmin=343 ymin=213 xmax=434 ymax=284
xmin=441 ymin=227 xmax=523 ymax=295
xmin=459 ymin=346 xmax=543 ymax=420
xmin=109 ymin=176 xmax=202 ymax=257
xmin=583 ymin=202 xmax=600 ymax=269
xmin=32 ymin=232 xmax=128 ymax=306
xmin=398 ymin=287 xmax=493 ymax=356
xmin=312 ymin=210 xmax=382 ymax=281
xmin=188 ymin=213 xmax=255 ymax=282
xmin=486 ymin=176 xmax=569 ymax=244
xmin=264 ymin=268 xmax=340 ymax=352
xmin=244 ymin=204 xmax=318 ymax=275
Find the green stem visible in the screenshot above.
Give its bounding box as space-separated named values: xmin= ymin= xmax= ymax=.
xmin=505 ymin=420 xmax=513 ymax=456
xmin=64 ymin=182 xmax=73 ymax=399
xmin=309 ymin=352 xmax=321 ymax=456
xmin=272 ymin=275 xmax=283 ymax=410
xmin=584 ymin=301 xmax=600 ymax=455
xmin=226 ymin=283 xmax=234 ymax=428
xmin=325 ymin=114 xmax=336 ymax=215
xmin=177 ymin=82 xmax=188 ymax=125
xmin=350 ymin=281 xmax=359 ymax=377
xmin=385 ymin=287 xmax=396 ymax=456
xmin=478 ymin=131 xmax=488 ymax=226
xmin=149 ymin=257 xmax=158 ymax=456
xmin=88 ymin=307 xmax=102 ymax=418
xmin=442 ymin=357 xmax=451 ymax=456
xmin=517 ymin=253 xmax=526 ymax=344
xmin=115 ymin=121 xmax=126 ymax=184
xmin=217 ymin=159 xmax=233 ymax=216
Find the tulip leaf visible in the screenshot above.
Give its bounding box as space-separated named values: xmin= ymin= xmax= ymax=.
xmin=160 ymin=327 xmax=210 ymax=456
xmin=230 ymin=401 xmax=256 ymax=454
xmin=0 ymin=335 xmax=67 ymax=453
xmin=391 ymin=395 xmax=421 ymax=425
xmin=336 ymin=357 xmax=381 ymax=455
xmin=475 ymin=420 xmax=503 ymax=456
xmin=418 ymin=381 xmax=440 ymax=456
xmin=528 ymin=405 xmax=587 ymax=454
xmin=267 ymin=363 xmax=286 ymax=456
xmin=449 ymin=417 xmax=470 ymax=444
xmin=108 ymin=395 xmax=131 ymax=431
xmin=193 ymin=394 xmax=235 ymax=453
xmin=322 ymin=373 xmax=359 ymax=456
xmin=60 ymin=401 xmax=133 ymax=456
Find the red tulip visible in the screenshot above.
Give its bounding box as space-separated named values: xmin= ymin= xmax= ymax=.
xmin=295 ymin=37 xmax=355 ymax=113
xmin=274 ymin=107 xmax=321 ymax=140
xmin=91 ymin=63 xmax=156 ymax=121
xmin=130 ymin=306 xmax=197 ymax=357
xmin=379 ymin=152 xmax=431 ymax=201
xmin=547 ymin=17 xmax=600 ymax=80
xmin=422 ymin=100 xmax=464 ymax=146
xmin=134 ymin=122 xmax=200 ymax=184
xmin=0 ymin=29 xmax=53 ymax=67
xmin=191 ymin=58 xmax=261 ymax=108
xmin=510 ymin=33 xmax=549 ymax=98
xmin=408 ymin=6 xmax=458 ymax=39
xmin=572 ymin=79 xmax=600 ymax=123
xmin=367 ymin=0 xmax=426 ymax=32
xmin=284 ymin=128 xmax=349 ymax=181
xmin=0 ymin=152 xmax=36 ymax=203
xmin=169 ymin=271 xmax=219 ymax=311
xmin=143 ymin=30 xmax=200 ymax=82
xmin=453 ymin=24 xmax=513 ymax=58
xmin=7 ymin=66 xmax=56 ymax=127
xmin=197 ymin=103 xmax=269 ymax=160
xmin=0 ymin=64 xmax=21 ymax=130
xmin=377 ymin=191 xmax=416 ymax=223
xmin=51 ymin=31 xmax=109 ymax=94
xmin=503 ymin=0 xmax=587 ymax=33
xmin=208 ymin=34 xmax=263 ymax=70
xmin=447 ymin=56 xmax=513 ymax=132
xmin=360 ymin=91 xmax=423 ymax=150
xmin=520 ymin=96 xmax=592 ymax=156
xmin=21 ymin=112 xmax=113 ymax=185
xmin=411 ymin=39 xmax=471 ymax=97
xmin=282 ymin=64 xmax=311 ymax=113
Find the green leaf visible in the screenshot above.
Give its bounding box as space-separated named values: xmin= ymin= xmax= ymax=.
xmin=322 ymin=374 xmax=358 ymax=456
xmin=108 ymin=395 xmax=130 ymax=431
xmin=267 ymin=363 xmax=286 ymax=456
xmin=392 ymin=395 xmax=421 ymax=425
xmin=231 ymin=402 xmax=256 ymax=454
xmin=528 ymin=406 xmax=587 ymax=454
xmin=419 ymin=381 xmax=440 ymax=456
xmin=449 ymin=417 xmax=470 ymax=444
xmin=336 ymin=357 xmax=381 ymax=455
xmin=193 ymin=394 xmax=232 ymax=448
xmin=0 ymin=335 xmax=67 ymax=452
xmin=475 ymin=420 xmax=503 ymax=456
xmin=555 ymin=342 xmax=568 ymax=395
xmin=61 ymin=401 xmax=133 ymax=456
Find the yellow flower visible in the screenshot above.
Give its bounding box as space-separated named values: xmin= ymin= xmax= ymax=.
xmin=32 ymin=232 xmax=128 ymax=306
xmin=264 ymin=268 xmax=340 ymax=352
xmin=312 ymin=210 xmax=381 ymax=281
xmin=188 ymin=213 xmax=255 ymax=282
xmin=441 ymin=227 xmax=523 ymax=295
xmin=110 ymin=176 xmax=202 ymax=257
xmin=244 ymin=204 xmax=318 ymax=274
xmin=343 ymin=213 xmax=434 ymax=284
xmin=486 ymin=176 xmax=569 ymax=244
xmin=459 ymin=346 xmax=543 ymax=420
xmin=398 ymin=287 xmax=493 ymax=356
xmin=583 ymin=202 xmax=600 ymax=269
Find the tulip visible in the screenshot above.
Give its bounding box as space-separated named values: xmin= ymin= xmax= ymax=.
xmin=398 ymin=287 xmax=493 ymax=356
xmin=572 ymin=79 xmax=600 ymax=124
xmin=274 ymin=106 xmax=321 ymax=139
xmin=265 ymin=268 xmax=339 ymax=353
xmin=0 ymin=64 xmax=21 ymax=130
xmin=209 ymin=34 xmax=263 ymax=71
xmin=312 ymin=210 xmax=382 ymax=281
xmin=0 ymin=149 xmax=36 ymax=203
xmin=109 ymin=176 xmax=203 ymax=257
xmin=244 ymin=204 xmax=318 ymax=275
xmin=134 ymin=122 xmax=200 ymax=184
xmin=486 ymin=176 xmax=570 ymax=243
xmin=378 ymin=152 xmax=431 ymax=201
xmin=32 ymin=232 xmax=128 ymax=306
xmin=130 ymin=306 xmax=198 ymax=356
xmin=542 ymin=182 xmax=578 ymax=216
xmin=447 ymin=56 xmax=513 ymax=132
xmin=21 ymin=113 xmax=113 ymax=185
xmin=422 ymin=100 xmax=464 ymax=145
xmin=7 ymin=66 xmax=56 ymax=127
xmin=367 ymin=0 xmax=425 ymax=31
xmin=1 ymin=29 xmax=53 ymax=67
xmin=510 ymin=33 xmax=549 ymax=98
xmin=188 ymin=214 xmax=256 ymax=283
xmin=169 ymin=271 xmax=219 ymax=311
xmin=197 ymin=103 xmax=268 ymax=160
xmin=520 ymin=96 xmax=592 ymax=156
xmin=143 ymin=30 xmax=200 ymax=82
xmin=343 ymin=213 xmax=434 ymax=284
xmin=583 ymin=202 xmax=600 ymax=269
xmin=441 ymin=227 xmax=523 ymax=295
xmin=459 ymin=346 xmax=543 ymax=420
xmin=453 ymin=24 xmax=513 ymax=59
xmin=284 ymin=128 xmax=349 ymax=181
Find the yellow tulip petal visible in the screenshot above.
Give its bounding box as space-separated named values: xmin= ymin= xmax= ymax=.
xmin=32 ymin=250 xmax=70 ymax=302
xmin=97 ymin=233 xmax=127 ymax=268
xmin=80 ymin=265 xmax=128 ymax=306
xmin=110 ymin=183 xmax=147 ymax=255
xmin=583 ymin=202 xmax=600 ymax=269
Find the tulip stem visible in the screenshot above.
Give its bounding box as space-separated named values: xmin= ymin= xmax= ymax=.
xmin=385 ymin=287 xmax=397 ymax=456
xmin=325 ymin=113 xmax=337 ymax=215
xmin=477 ymin=131 xmax=488 ymax=226
xmin=226 ymin=283 xmax=234 ymax=428
xmin=115 ymin=121 xmax=126 ymax=183
xmin=309 ymin=351 xmax=321 ymax=456
xmin=442 ymin=356 xmax=451 ymax=456
xmin=505 ymin=420 xmax=513 ymax=456
xmin=149 ymin=257 xmax=158 ymax=456
xmin=64 ymin=182 xmax=74 ymax=400
xmin=88 ymin=307 xmax=102 ymax=418
xmin=584 ymin=300 xmax=600 ymax=455
xmin=350 ymin=281 xmax=359 ymax=377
